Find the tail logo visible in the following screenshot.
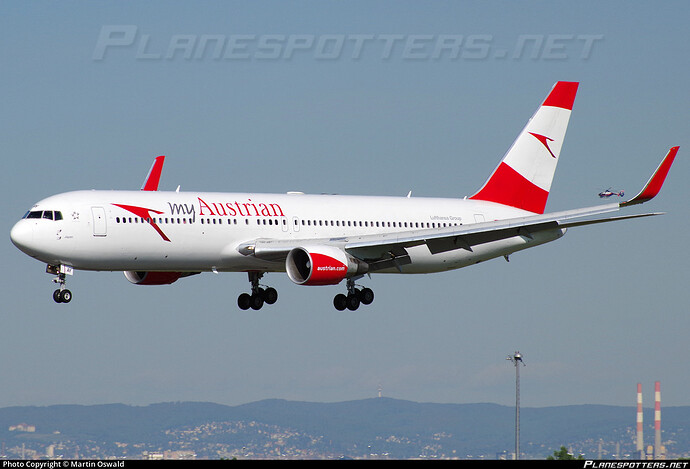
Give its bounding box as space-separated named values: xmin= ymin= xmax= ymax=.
xmin=529 ymin=132 xmax=557 ymax=159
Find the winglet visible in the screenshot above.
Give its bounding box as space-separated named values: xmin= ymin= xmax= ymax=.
xmin=141 ymin=155 xmax=165 ymax=191
xmin=620 ymin=147 xmax=678 ymax=207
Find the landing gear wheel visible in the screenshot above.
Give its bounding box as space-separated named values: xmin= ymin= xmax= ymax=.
xmin=238 ymin=293 xmax=252 ymax=310
xmin=250 ymin=293 xmax=264 ymax=310
xmin=346 ymin=294 xmax=360 ymax=311
xmin=333 ymin=293 xmax=347 ymax=311
xmin=59 ymin=289 xmax=72 ymax=303
xmin=53 ymin=289 xmax=63 ymax=303
xmin=263 ymin=287 xmax=278 ymax=305
xmin=359 ymin=288 xmax=374 ymax=305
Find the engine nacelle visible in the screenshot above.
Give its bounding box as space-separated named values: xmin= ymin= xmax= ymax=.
xmin=124 ymin=271 xmax=198 ymax=285
xmin=286 ymin=246 xmax=368 ymax=286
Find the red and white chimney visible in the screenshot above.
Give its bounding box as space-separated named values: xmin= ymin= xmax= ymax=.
xmin=654 ymin=381 xmax=662 ymax=459
xmin=636 ymin=383 xmax=644 ymax=457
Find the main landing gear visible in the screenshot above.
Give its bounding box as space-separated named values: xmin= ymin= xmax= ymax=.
xmin=333 ymin=278 xmax=374 ymax=311
xmin=237 ymin=272 xmax=278 ymax=311
xmin=48 ymin=264 xmax=72 ymax=303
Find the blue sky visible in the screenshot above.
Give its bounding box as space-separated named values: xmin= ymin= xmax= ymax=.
xmin=1 ymin=1 xmax=688 ymax=410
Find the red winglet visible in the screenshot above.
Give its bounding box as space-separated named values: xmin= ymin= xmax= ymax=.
xmin=141 ymin=155 xmax=165 ymax=191
xmin=621 ymin=146 xmax=678 ymax=207
xmin=542 ymin=81 xmax=579 ymax=111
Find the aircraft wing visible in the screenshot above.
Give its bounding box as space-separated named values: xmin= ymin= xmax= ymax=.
xmin=238 ymin=147 xmax=677 ymax=268
xmin=240 ymin=202 xmax=647 ymax=266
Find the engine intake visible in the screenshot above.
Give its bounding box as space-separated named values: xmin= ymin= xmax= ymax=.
xmin=286 ymin=246 xmax=367 ymax=286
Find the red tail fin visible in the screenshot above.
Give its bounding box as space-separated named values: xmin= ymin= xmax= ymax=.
xmin=470 ymin=82 xmax=578 ymax=214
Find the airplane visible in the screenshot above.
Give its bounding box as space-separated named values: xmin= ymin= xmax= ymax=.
xmin=9 ymin=81 xmax=678 ymax=311
xmin=599 ymin=188 xmax=625 ymax=198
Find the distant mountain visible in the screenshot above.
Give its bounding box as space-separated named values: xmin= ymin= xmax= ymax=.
xmin=0 ymin=399 xmax=688 ymax=459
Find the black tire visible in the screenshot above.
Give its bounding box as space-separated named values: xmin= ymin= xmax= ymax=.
xmin=333 ymin=294 xmax=347 ymax=311
xmin=346 ymin=294 xmax=360 ymax=311
xmin=53 ymin=289 xmax=63 ymax=303
xmin=59 ymin=289 xmax=72 ymax=303
xmin=264 ymin=287 xmax=278 ymax=305
xmin=237 ymin=293 xmax=252 ymax=310
xmin=360 ymin=288 xmax=374 ymax=305
xmin=250 ymin=293 xmax=264 ymax=310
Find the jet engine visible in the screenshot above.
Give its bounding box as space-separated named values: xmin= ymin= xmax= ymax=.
xmin=124 ymin=271 xmax=199 ymax=285
xmin=285 ymin=246 xmax=368 ymax=286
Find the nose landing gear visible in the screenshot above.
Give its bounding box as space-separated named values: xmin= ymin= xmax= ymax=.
xmin=333 ymin=278 xmax=374 ymax=311
xmin=237 ymin=271 xmax=278 ymax=311
xmin=48 ymin=264 xmax=73 ymax=303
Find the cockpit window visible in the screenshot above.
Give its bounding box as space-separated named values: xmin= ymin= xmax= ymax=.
xmin=24 ymin=210 xmax=63 ymax=221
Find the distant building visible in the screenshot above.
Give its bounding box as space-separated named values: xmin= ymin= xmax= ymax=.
xmin=8 ymin=423 xmax=35 ymax=433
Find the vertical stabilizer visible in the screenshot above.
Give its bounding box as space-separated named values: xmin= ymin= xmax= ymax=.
xmin=470 ymin=81 xmax=579 ymax=214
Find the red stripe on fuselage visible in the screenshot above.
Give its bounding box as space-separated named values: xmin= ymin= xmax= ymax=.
xmin=469 ymin=162 xmax=549 ymax=214
xmin=112 ymin=203 xmax=171 ymax=242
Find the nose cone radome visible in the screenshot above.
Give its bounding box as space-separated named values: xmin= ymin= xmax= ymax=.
xmin=10 ymin=220 xmax=34 ymax=254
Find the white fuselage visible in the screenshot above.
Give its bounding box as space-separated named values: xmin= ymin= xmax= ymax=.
xmin=10 ymin=189 xmax=563 ymax=275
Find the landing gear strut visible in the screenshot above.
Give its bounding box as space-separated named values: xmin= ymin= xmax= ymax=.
xmin=333 ymin=278 xmax=374 ymax=311
xmin=237 ymin=271 xmax=277 ymax=311
xmin=48 ymin=264 xmax=72 ymax=303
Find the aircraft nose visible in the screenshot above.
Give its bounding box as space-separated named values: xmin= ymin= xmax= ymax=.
xmin=10 ymin=220 xmax=34 ymax=253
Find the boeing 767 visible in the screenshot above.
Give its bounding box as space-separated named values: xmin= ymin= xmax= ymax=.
xmin=10 ymin=81 xmax=678 ymax=310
